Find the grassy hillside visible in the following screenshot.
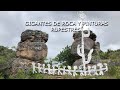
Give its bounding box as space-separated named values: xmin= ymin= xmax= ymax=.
xmin=0 ymin=45 xmax=120 ymax=79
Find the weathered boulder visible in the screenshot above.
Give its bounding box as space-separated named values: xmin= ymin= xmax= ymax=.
xmin=11 ymin=58 xmax=33 ymax=75
xmin=16 ymin=29 xmax=48 ymax=63
xmin=21 ymin=29 xmax=48 ymax=43
xmin=71 ymin=37 xmax=95 ymax=58
xmin=93 ymin=42 xmax=100 ymax=54
xmin=10 ymin=29 xmax=49 ymax=75
xmin=73 ymin=30 xmax=97 ymax=41
xmin=71 ymin=30 xmax=100 ymax=66
xmin=16 ymin=41 xmax=47 ymax=62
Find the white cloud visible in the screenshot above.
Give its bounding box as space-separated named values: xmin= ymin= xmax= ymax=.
xmin=0 ymin=11 xmax=120 ymax=59
xmin=103 ymin=44 xmax=120 ymax=51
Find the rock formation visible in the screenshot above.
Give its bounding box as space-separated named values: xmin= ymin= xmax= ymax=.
xmin=11 ymin=29 xmax=49 ymax=74
xmin=16 ymin=30 xmax=48 ymax=62
xmin=71 ymin=30 xmax=100 ymax=66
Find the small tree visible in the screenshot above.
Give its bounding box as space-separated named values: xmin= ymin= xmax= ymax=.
xmin=53 ymin=45 xmax=76 ymax=66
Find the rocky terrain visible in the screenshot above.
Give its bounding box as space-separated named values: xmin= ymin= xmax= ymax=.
xmin=11 ymin=29 xmax=49 ymax=74
xmin=71 ymin=30 xmax=101 ymax=66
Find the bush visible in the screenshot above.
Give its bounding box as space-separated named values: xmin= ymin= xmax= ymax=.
xmin=53 ymin=45 xmax=76 ymax=66
xmin=0 ymin=46 xmax=16 ymax=64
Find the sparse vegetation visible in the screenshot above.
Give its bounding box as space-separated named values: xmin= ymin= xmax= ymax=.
xmin=0 ymin=45 xmax=120 ymax=79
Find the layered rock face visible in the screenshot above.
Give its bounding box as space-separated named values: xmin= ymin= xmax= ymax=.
xmin=71 ymin=30 xmax=100 ymax=66
xmin=16 ymin=30 xmax=48 ymax=63
xmin=11 ymin=30 xmax=49 ymax=74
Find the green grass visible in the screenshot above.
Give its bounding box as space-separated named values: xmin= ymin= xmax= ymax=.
xmin=0 ymin=66 xmax=118 ymax=79
xmin=0 ymin=45 xmax=120 ymax=79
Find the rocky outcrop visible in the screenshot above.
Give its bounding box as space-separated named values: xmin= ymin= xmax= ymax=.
xmin=11 ymin=29 xmax=49 ymax=74
xmin=16 ymin=30 xmax=48 ymax=62
xmin=71 ymin=30 xmax=100 ymax=66
xmin=11 ymin=58 xmax=34 ymax=74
